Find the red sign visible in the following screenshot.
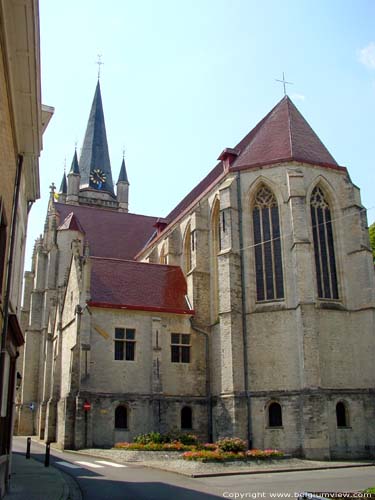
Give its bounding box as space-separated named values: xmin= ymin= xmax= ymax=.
xmin=83 ymin=401 xmax=91 ymax=411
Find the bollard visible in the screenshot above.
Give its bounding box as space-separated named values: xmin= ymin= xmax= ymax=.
xmin=26 ymin=437 xmax=31 ymax=459
xmin=44 ymin=442 xmax=50 ymax=467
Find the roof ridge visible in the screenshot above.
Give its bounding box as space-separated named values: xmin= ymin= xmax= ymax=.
xmin=286 ymin=96 xmax=293 ymax=157
xmin=90 ymin=255 xmax=182 ymax=270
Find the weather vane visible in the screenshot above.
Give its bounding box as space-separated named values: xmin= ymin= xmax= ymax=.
xmin=275 ymin=72 xmax=293 ymax=96
xmin=96 ymin=54 xmax=104 ymax=79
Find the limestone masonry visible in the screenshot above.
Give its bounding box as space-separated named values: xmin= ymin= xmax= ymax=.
xmin=16 ymin=81 xmax=375 ymax=460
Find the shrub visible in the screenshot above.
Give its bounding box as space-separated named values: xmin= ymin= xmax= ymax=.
xmin=216 ymin=437 xmax=247 ymax=453
xmin=133 ymin=432 xmax=169 ymax=444
xmin=175 ymin=433 xmax=199 ymax=446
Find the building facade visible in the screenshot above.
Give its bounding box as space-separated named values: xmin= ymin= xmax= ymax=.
xmin=17 ymin=79 xmax=375 ymax=460
xmin=0 ymin=0 xmax=52 ymax=496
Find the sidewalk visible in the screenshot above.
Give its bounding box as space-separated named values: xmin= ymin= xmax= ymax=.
xmin=5 ymin=451 xmax=81 ymax=500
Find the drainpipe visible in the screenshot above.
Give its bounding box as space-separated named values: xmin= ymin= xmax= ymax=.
xmin=236 ymin=171 xmax=252 ymax=449
xmin=0 ymin=154 xmax=23 ymax=409
xmin=189 ymin=318 xmax=213 ymax=443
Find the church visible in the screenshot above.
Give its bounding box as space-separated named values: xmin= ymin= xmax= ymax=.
xmin=16 ymin=79 xmax=375 ymax=460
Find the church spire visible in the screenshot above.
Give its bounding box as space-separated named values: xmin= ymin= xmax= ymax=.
xmin=79 ymin=80 xmax=114 ymax=196
xmin=70 ymin=148 xmax=80 ymax=174
xmin=116 ymin=156 xmax=129 ymax=213
xmin=117 ymin=156 xmax=129 ymax=183
xmin=59 ymin=171 xmax=67 ymax=194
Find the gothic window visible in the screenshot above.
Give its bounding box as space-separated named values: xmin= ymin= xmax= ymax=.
xmin=183 ymin=224 xmax=192 ymax=274
xmin=268 ymin=402 xmax=282 ymax=427
xmin=252 ymin=185 xmax=284 ymax=301
xmin=0 ymin=200 xmax=7 ymax=299
xmin=211 ymin=200 xmax=220 ymax=319
xmin=310 ymin=186 xmax=339 ymax=299
xmin=115 ymin=405 xmax=128 ymax=429
xmin=336 ymin=401 xmax=348 ymax=428
xmin=171 ymin=333 xmax=190 ymax=363
xmin=114 ymin=328 xmax=136 ymax=361
xmin=181 ymin=406 xmax=193 ymax=429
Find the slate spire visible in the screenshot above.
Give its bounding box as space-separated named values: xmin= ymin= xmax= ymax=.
xmin=59 ymin=171 xmax=67 ymax=194
xmin=117 ymin=157 xmax=129 ymax=184
xmin=79 ymin=81 xmax=114 ymax=195
xmin=70 ymin=148 xmax=80 ymax=174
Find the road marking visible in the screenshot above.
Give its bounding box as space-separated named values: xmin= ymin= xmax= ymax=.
xmin=95 ymin=460 xmax=127 ymax=468
xmin=75 ymin=461 xmax=103 ymax=468
xmin=55 ymin=461 xmax=81 ymax=469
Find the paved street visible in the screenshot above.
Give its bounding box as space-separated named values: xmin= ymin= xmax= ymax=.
xmin=12 ymin=437 xmax=375 ymax=499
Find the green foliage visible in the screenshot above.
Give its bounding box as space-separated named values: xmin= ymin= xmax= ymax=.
xmin=133 ymin=432 xmax=168 ymax=444
xmin=369 ymin=223 xmax=375 ymax=262
xmin=133 ymin=431 xmax=198 ymax=446
xmin=115 ymin=441 xmax=192 ymax=451
xmin=216 ymin=437 xmax=247 ymax=452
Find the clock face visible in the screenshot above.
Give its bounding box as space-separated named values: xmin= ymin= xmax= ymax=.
xmin=90 ymin=168 xmax=107 ymax=189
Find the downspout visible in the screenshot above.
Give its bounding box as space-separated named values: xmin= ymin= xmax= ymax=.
xmin=236 ymin=171 xmax=252 ymax=448
xmin=0 ymin=154 xmax=23 ymax=407
xmin=189 ymin=318 xmax=213 ymax=443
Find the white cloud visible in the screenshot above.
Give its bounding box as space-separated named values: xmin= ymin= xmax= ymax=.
xmin=291 ymin=93 xmax=305 ymax=101
xmin=359 ymin=42 xmax=375 ymax=69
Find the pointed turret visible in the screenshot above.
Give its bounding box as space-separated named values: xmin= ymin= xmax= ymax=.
xmin=116 ymin=157 xmax=129 ymax=213
xmin=67 ymin=149 xmax=80 ymax=205
xmin=79 ymin=81 xmax=114 ymax=196
xmin=58 ymin=171 xmax=67 ymax=203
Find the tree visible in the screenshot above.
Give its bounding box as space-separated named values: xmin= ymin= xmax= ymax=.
xmin=369 ymin=222 xmax=375 ymax=262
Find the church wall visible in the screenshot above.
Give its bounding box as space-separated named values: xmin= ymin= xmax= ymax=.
xmin=83 ymin=308 xmax=205 ymax=396
xmin=318 ymin=309 xmax=375 ymax=388
xmin=246 ymin=309 xmax=302 ymax=391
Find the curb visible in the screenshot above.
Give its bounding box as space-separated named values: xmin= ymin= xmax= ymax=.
xmin=187 ymin=462 xmax=375 ymax=478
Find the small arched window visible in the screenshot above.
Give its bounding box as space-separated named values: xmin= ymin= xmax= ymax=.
xmin=183 ymin=224 xmax=193 ymax=274
xmin=181 ymin=406 xmax=192 ymax=429
xmin=268 ymin=402 xmax=282 ymax=427
xmin=115 ymin=405 xmax=128 ymax=429
xmin=336 ymin=402 xmax=348 ymax=428
xmin=252 ymin=185 xmax=284 ymax=301
xmin=310 ymin=186 xmax=339 ymax=299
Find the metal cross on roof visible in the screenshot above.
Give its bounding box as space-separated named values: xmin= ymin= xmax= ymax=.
xmin=96 ymin=54 xmax=104 ymax=79
xmin=275 ymin=72 xmax=293 ymax=96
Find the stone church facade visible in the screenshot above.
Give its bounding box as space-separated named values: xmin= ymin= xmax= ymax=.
xmin=16 ymin=80 xmax=375 ymax=460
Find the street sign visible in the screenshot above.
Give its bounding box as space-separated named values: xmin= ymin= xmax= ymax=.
xmin=29 ymin=402 xmax=35 ymax=411
xmin=83 ymin=401 xmax=91 ymax=411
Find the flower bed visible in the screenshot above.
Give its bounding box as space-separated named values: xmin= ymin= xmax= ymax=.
xmin=114 ymin=434 xmax=284 ymax=462
xmin=182 ymin=448 xmax=284 ymax=462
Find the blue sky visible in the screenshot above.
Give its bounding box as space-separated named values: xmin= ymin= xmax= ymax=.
xmin=26 ymin=0 xmax=375 ymax=268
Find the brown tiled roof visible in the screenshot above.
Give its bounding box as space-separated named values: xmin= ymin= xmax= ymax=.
xmin=57 ymin=212 xmax=85 ymax=233
xmin=88 ymin=257 xmax=193 ymax=315
xmin=232 ymin=96 xmax=338 ymax=170
xmin=55 ymin=203 xmax=158 ymax=260
xmin=164 ymin=96 xmax=340 ymax=229
xmin=166 ymin=162 xmax=225 ymax=222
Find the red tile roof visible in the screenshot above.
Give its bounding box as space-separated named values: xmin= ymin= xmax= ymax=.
xmin=232 ymin=96 xmax=339 ymax=170
xmin=55 ymin=203 xmax=158 ymax=260
xmin=164 ymin=96 xmax=341 ymax=230
xmin=58 ymin=212 xmax=85 ymax=233
xmin=88 ymin=257 xmax=193 ymax=315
